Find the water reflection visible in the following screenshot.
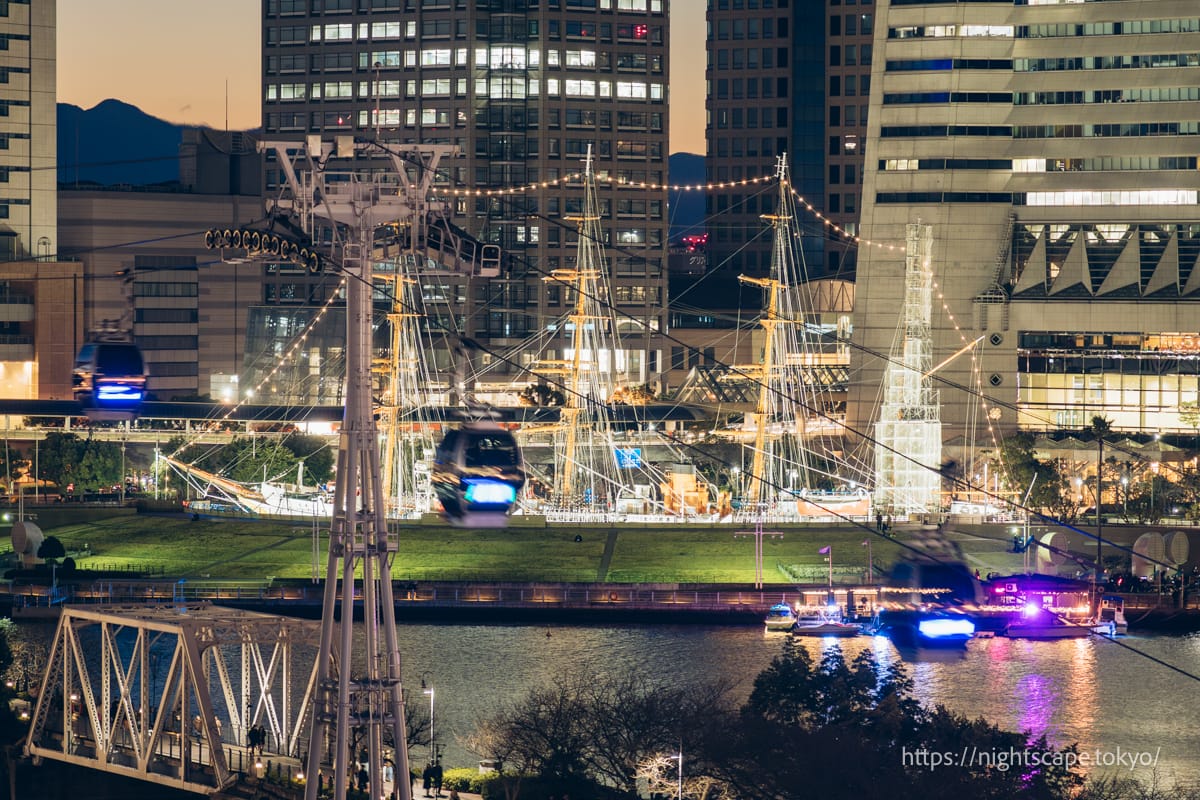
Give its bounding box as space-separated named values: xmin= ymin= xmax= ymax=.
xmin=10 ymin=622 xmax=1199 ymax=783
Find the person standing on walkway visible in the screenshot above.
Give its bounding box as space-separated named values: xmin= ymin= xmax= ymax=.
xmin=431 ymin=761 xmax=444 ymax=798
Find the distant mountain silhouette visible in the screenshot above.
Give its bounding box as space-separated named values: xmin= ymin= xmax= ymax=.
xmin=57 ymin=99 xmax=183 ymax=187
xmin=56 ymin=101 xmax=708 ymax=226
xmin=668 ymin=152 xmax=705 ymax=242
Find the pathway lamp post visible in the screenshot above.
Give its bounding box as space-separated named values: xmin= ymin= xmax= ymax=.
xmin=421 ymin=676 xmax=435 ymax=760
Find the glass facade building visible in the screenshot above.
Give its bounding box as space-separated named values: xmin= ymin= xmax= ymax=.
xmin=705 ymin=0 xmax=872 ymax=285
xmin=259 ymin=0 xmax=670 ymax=398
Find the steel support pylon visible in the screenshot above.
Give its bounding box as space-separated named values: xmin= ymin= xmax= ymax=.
xmin=259 ymin=138 xmax=447 ymax=800
xmin=304 ymin=231 xmax=410 ymax=800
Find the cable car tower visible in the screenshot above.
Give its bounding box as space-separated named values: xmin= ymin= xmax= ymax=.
xmin=259 ymin=136 xmax=471 ymax=800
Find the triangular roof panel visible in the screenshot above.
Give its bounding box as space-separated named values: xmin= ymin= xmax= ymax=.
xmin=1097 ymin=235 xmax=1140 ymax=296
xmin=1012 ymin=234 xmax=1047 ymax=296
xmin=1144 ymin=232 xmax=1179 ymax=297
xmin=1048 ymin=236 xmax=1092 ymax=296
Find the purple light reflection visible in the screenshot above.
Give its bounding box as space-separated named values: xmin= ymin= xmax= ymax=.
xmin=1014 ymin=672 xmax=1055 ymax=737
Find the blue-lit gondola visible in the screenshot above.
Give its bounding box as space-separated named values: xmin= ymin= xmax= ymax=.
xmin=431 ymin=420 xmax=525 ymax=528
xmin=72 ymin=336 xmax=147 ymax=421
xmin=869 ymin=608 xmax=976 ymax=648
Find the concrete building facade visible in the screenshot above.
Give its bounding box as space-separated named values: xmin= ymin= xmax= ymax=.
xmin=0 ymin=0 xmax=54 ymax=260
xmin=850 ymin=0 xmax=1200 ymax=463
xmin=0 ymin=0 xmax=74 ymax=400
xmin=58 ymin=191 xmax=262 ymax=400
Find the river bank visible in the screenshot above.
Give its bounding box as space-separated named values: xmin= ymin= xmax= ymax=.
xmin=5 ymin=576 xmax=1200 ymax=633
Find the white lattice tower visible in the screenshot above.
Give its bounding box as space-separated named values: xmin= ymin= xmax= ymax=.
xmin=873 ymin=222 xmax=943 ymax=515
xmin=262 ymin=138 xmax=462 ymax=800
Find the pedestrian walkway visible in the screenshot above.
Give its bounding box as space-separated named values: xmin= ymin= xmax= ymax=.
xmin=409 ymin=780 xmax=482 ymax=800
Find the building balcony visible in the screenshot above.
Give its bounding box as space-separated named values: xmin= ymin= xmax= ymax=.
xmin=0 ymin=294 xmax=34 ymax=323
xmin=0 ymin=335 xmax=34 ymax=361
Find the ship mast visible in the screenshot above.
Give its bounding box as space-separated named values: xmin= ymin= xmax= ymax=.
xmin=375 ymin=267 xmax=435 ymax=517
xmin=534 ymin=146 xmax=627 ymax=508
xmin=737 ymin=154 xmax=813 ymax=507
xmin=739 ymin=273 xmax=781 ymax=507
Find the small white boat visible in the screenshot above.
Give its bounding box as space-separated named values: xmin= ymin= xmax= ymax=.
xmin=1091 ymin=595 xmax=1128 ymax=636
xmin=791 ymin=606 xmax=860 ymax=637
xmin=764 ymin=602 xmax=798 ymax=631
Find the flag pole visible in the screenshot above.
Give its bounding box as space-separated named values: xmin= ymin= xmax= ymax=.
xmin=827 ymin=546 xmax=833 ymax=600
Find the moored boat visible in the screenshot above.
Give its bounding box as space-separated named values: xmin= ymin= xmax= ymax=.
xmin=1003 ymin=604 xmax=1091 ymax=639
xmin=791 ymin=606 xmax=860 ymax=637
xmin=1091 ymin=595 xmax=1128 ymax=636
xmin=764 ymin=602 xmax=798 ymax=631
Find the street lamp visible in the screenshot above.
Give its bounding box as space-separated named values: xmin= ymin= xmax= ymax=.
xmin=668 ymin=747 xmax=682 ymax=800
xmin=421 ymin=677 xmax=435 ymax=761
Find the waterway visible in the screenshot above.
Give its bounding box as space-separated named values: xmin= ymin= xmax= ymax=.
xmin=11 ymin=620 xmax=1200 ymax=786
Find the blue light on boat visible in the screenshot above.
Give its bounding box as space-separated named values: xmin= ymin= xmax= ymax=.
xmin=918 ymin=618 xmax=976 ymax=639
xmin=97 ymin=385 xmax=144 ymax=401
xmin=464 ymin=479 xmax=517 ymax=505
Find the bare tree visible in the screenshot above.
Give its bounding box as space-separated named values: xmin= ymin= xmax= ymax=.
xmin=582 ymin=672 xmax=734 ymax=796
xmin=469 ymin=670 xmax=735 ymax=799
xmin=638 ymin=752 xmax=736 ymax=800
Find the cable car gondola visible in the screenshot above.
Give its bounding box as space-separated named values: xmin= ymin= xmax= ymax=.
xmin=72 ymin=336 xmax=147 ymax=421
xmin=432 ymin=420 xmax=525 ymax=528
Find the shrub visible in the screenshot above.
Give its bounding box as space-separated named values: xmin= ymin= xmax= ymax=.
xmin=442 ymin=767 xmax=485 ymax=793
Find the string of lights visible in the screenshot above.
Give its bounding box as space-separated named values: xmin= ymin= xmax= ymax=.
xmin=166 ymin=275 xmax=349 ymax=460
xmin=438 ymin=171 xmax=773 ymax=197
xmin=929 ymin=278 xmax=1007 ymax=478
xmin=784 ymin=181 xmax=904 ymax=253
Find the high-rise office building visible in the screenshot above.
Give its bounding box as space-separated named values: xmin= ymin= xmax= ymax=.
xmin=0 ymin=0 xmax=54 ymax=260
xmin=0 ymin=0 xmax=77 ymax=400
xmin=261 ymin=0 xmax=670 ymax=398
xmin=850 ymin=0 xmax=1200 ymax=453
xmin=704 ymin=0 xmax=872 ymax=284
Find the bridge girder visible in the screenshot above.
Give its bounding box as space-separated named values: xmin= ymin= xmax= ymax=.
xmin=25 ymin=603 xmax=319 ymax=796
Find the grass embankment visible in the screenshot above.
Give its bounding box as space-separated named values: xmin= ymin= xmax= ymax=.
xmin=40 ymin=514 xmax=904 ymax=584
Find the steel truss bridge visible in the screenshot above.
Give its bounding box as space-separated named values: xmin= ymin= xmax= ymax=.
xmin=25 ymin=604 xmax=319 ymax=795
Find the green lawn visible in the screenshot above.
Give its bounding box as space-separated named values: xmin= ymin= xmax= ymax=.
xmin=39 ymin=514 xmax=905 ymax=584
